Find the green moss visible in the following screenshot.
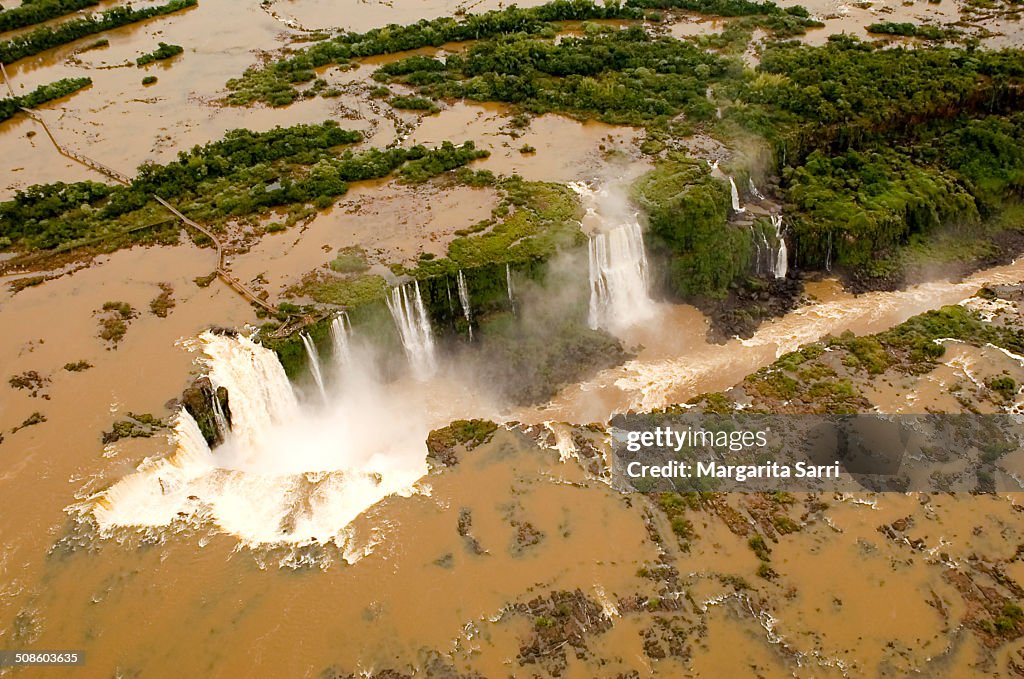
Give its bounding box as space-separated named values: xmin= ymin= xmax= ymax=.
xmin=413 ymin=178 xmax=583 ymax=277
xmin=389 ymin=95 xmax=438 ymax=112
xmin=987 ymin=376 xmax=1017 ymax=401
xmin=426 ymin=419 xmax=499 ymax=453
xmin=328 ymin=247 xmax=370 ymax=274
xmin=633 ymin=155 xmax=748 ymax=298
xmin=292 ymin=273 xmax=389 ymax=307
xmin=748 ymin=534 xmax=771 ymax=561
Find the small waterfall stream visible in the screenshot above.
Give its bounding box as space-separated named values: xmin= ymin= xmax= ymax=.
xmin=506 ymin=263 xmax=516 ymax=316
xmin=748 ymin=178 xmax=765 ymax=201
xmin=771 ymin=214 xmax=788 ymax=280
xmin=330 ymin=313 xmax=353 ymax=375
xmin=386 ymin=281 xmax=438 ymax=380
xmin=300 ymin=331 xmax=327 ymax=403
xmin=729 ymin=177 xmax=745 ymax=213
xmin=750 ymin=215 xmax=789 ymax=280
xmin=456 ymin=270 xmax=473 ymax=341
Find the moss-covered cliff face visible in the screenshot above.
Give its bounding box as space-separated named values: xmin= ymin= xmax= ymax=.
xmin=180 ymin=377 xmax=231 ymax=446
xmin=265 ymin=177 xmax=590 ymax=382
xmin=633 ymin=155 xmax=751 ymax=299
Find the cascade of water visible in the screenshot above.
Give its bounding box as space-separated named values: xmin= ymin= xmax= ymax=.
xmin=456 ymin=270 xmax=473 ymax=341
xmin=572 ymin=182 xmax=655 ymax=332
xmin=729 ymin=177 xmax=745 ymax=213
xmin=211 ymin=390 xmax=230 ymax=438
xmin=198 ymin=332 xmax=300 ymax=457
xmin=386 ymin=281 xmax=438 ymax=380
xmin=750 ymin=224 xmax=770 ymax=277
xmin=771 ymin=214 xmax=788 ymax=280
xmin=748 ymin=178 xmax=765 ymax=201
xmin=300 ymin=331 xmax=327 ymax=403
xmin=760 ymin=229 xmax=772 ymax=275
xmin=330 ymin=312 xmax=353 ymax=375
xmin=506 ymin=263 xmax=516 ymax=315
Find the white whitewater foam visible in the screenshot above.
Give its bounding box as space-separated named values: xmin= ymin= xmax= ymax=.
xmin=386 ymin=281 xmax=438 ymax=380
xmin=729 ymin=177 xmax=745 ymax=213
xmin=457 ymin=270 xmax=473 ymax=341
xmin=300 ymin=331 xmax=327 ymax=403
xmin=87 ymin=331 xmax=434 ymax=555
xmin=571 ymin=181 xmax=656 ymax=333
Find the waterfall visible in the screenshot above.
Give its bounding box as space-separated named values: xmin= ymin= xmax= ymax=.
xmin=386 ymin=281 xmax=437 ymax=380
xmin=729 ymin=177 xmax=745 ymax=213
xmin=750 ymin=216 xmax=789 ymax=280
xmin=456 ymin=270 xmax=473 ymax=341
xmin=92 ymin=330 xmax=437 ymax=554
xmin=300 ymin=331 xmax=327 ymax=403
xmin=771 ymin=214 xmax=788 ymax=280
xmin=198 ymin=332 xmax=299 ymax=457
xmin=748 ymin=178 xmax=765 ymax=201
xmin=211 ymin=391 xmax=230 ymax=438
xmin=330 ymin=313 xmax=353 ymax=374
xmin=749 ymin=224 xmax=770 ymax=277
xmin=506 ymin=263 xmax=516 ymax=315
xmin=572 ymin=182 xmax=655 ymax=332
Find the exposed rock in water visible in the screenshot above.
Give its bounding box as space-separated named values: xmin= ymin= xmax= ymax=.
xmin=179 ymin=377 xmax=232 ymax=447
xmin=425 ymin=419 xmax=499 ymax=467
xmin=700 ymin=276 xmax=804 ymax=342
xmin=456 ymin=508 xmax=487 ymax=555
xmin=512 ymin=589 xmax=614 ymax=675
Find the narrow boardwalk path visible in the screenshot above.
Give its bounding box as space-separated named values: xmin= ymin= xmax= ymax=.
xmin=3 ymin=64 xmax=276 ymax=313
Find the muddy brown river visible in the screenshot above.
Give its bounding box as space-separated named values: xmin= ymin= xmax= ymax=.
xmin=2 ymin=0 xmax=1024 ymax=676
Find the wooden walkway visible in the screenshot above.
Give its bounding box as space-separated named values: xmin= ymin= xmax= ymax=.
xmin=3 ymin=64 xmax=276 ymax=314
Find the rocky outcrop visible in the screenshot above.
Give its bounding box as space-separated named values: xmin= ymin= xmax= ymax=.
xmin=179 ymin=377 xmax=231 ymax=447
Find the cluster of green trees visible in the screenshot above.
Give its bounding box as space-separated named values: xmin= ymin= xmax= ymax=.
xmin=0 ymin=0 xmax=98 ymax=32
xmin=0 ymin=122 xmax=487 ymax=251
xmin=224 ymin=0 xmax=816 ymax=107
xmin=0 ymin=75 xmax=90 ymax=122
xmin=630 ymin=0 xmax=801 ymax=16
xmin=865 ymin=21 xmax=960 ymax=42
xmin=727 ymin=36 xmax=1024 ymax=158
xmin=633 ymin=155 xmax=749 ymax=297
xmin=0 ymin=0 xmax=196 ymax=65
xmin=375 ymin=26 xmax=728 ymax=125
xmin=227 ymin=0 xmax=645 ymax=106
xmin=389 ymin=94 xmax=438 ymax=112
xmin=136 ymin=42 xmax=183 ymax=66
xmin=784 ymin=148 xmax=979 ymax=271
xmin=709 ymin=36 xmax=1024 ymax=278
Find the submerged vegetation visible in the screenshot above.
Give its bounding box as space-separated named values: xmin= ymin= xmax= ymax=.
xmin=865 ymin=21 xmax=962 ymax=42
xmin=224 ymin=0 xmax=817 ymax=108
xmin=373 ymin=25 xmax=727 ymax=126
xmin=136 ymin=42 xmax=183 ymax=67
xmin=0 ymin=122 xmax=487 ymax=253
xmin=0 ymin=0 xmax=197 ymax=65
xmin=0 ymin=77 xmax=91 ymax=123
xmin=0 ymin=0 xmax=99 ymax=33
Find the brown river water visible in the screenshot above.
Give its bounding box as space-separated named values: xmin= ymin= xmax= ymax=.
xmin=2 ymin=1 xmax=1023 ymax=676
